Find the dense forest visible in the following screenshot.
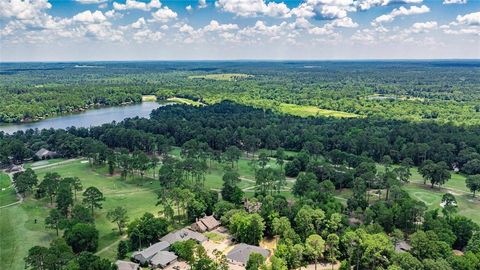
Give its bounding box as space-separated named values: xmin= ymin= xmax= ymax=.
xmin=1 ymin=61 xmax=479 ymax=124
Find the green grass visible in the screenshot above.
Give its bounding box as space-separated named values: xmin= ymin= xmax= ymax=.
xmin=166 ymin=97 xmax=204 ymax=107
xmin=0 ymin=171 xmax=11 ymax=189
xmin=0 ymin=200 xmax=57 ymax=270
xmin=19 ymin=161 xmax=163 ymax=261
xmin=0 ymin=172 xmax=17 ymax=207
xmin=403 ymin=183 xmax=480 ymax=224
xmin=409 ymin=167 xmax=470 ymax=193
xmin=278 ymin=103 xmax=359 ymax=118
xmin=188 ymin=73 xmax=252 ymax=81
xmin=204 ymin=232 xmax=226 ymax=243
xmin=4 ymin=148 xmax=278 ymax=264
xmin=141 ymin=95 xmax=157 ymax=102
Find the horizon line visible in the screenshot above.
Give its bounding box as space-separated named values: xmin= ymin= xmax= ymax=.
xmin=2 ymin=58 xmax=480 ymax=64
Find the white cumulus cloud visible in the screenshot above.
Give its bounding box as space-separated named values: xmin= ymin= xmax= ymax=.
xmin=75 ymin=0 xmax=108 ymax=4
xmin=113 ymin=0 xmax=161 ymax=11
xmin=358 ymin=0 xmax=422 ymax=10
xmin=151 ymin=6 xmax=178 ymax=22
xmin=410 ymin=21 xmax=437 ymax=33
xmin=456 ymin=12 xmax=480 ymax=26
xmin=372 ymin=5 xmax=430 ymax=26
xmin=443 ymin=0 xmax=467 ymax=4
xmin=215 ymin=0 xmax=291 ymax=18
xmin=73 ymin=10 xmax=107 ymax=24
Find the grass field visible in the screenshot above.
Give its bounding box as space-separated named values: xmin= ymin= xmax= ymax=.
xmin=0 ymin=149 xmax=278 ymax=267
xmin=166 ymin=97 xmax=204 ymax=107
xmin=403 ymin=183 xmax=480 ymax=224
xmin=278 ymin=103 xmax=359 ymax=118
xmin=188 ymin=73 xmax=252 ymax=81
xmin=141 ymin=95 xmax=157 ymax=102
xmin=0 ymin=172 xmax=17 ymax=207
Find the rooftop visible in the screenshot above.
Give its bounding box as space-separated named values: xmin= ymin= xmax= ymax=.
xmin=227 ymin=243 xmax=270 ymax=265
xmin=160 ymin=228 xmax=207 ymax=244
xmin=132 ymin=241 xmax=170 ymax=260
xmin=150 ymin=251 xmax=178 ymax=268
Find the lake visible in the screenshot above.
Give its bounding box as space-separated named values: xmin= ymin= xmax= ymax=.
xmin=0 ymin=102 xmax=164 ymax=134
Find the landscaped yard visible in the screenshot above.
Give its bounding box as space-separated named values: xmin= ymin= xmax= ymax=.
xmin=1 ymin=148 xmax=280 ymax=267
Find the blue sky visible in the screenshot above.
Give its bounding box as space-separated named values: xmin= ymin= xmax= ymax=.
xmin=0 ymin=0 xmax=479 ymax=61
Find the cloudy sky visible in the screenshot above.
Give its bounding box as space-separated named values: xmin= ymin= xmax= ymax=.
xmin=0 ymin=0 xmax=479 ymax=61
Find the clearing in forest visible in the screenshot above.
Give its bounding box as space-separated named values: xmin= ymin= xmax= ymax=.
xmin=141 ymin=95 xmax=157 ymax=102
xmin=188 ymin=73 xmax=253 ymax=81
xmin=166 ymin=97 xmax=205 ymax=106
xmin=278 ymin=103 xmax=359 ymax=118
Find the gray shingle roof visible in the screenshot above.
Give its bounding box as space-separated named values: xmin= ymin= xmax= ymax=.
xmin=160 ymin=228 xmax=207 ymax=244
xmin=150 ymin=251 xmax=178 ymax=268
xmin=132 ymin=241 xmax=170 ymax=262
xmin=115 ymin=260 xmax=139 ymax=270
xmin=227 ymin=243 xmax=270 ymax=265
xmin=200 ymin=216 xmax=220 ymax=230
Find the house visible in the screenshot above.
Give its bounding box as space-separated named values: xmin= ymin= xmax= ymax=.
xmin=6 ymin=164 xmax=23 ymax=173
xmin=35 ymin=148 xmax=58 ymax=160
xmin=227 ymin=243 xmax=270 ymax=266
xmin=132 ymin=241 xmax=170 ymax=265
xmin=395 ymin=240 xmax=412 ymax=253
xmin=191 ymin=215 xmax=220 ymax=233
xmin=160 ymin=228 xmax=207 ymax=244
xmin=115 ymin=260 xmax=140 ymax=270
xmin=150 ymin=251 xmax=178 ymax=268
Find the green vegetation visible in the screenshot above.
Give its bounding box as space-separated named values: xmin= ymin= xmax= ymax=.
xmin=277 ymin=102 xmax=358 ymax=118
xmin=33 ymin=161 xmax=160 ymax=259
xmin=2 ymin=61 xmax=479 ymax=124
xmin=188 ymin=73 xmax=252 ymax=81
xmin=0 ymin=172 xmax=17 ymax=207
xmin=403 ymin=184 xmax=480 ymax=224
xmin=204 ymin=232 xmax=226 ymax=243
xmin=166 ymin=97 xmax=204 ymax=107
xmin=141 ymin=95 xmax=157 ymax=102
xmin=1 ymin=89 xmax=480 ymax=270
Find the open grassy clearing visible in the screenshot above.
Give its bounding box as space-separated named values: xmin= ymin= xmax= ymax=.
xmin=33 ymin=161 xmax=162 ymax=250
xmin=188 ymin=73 xmax=252 ymax=81
xmin=141 ymin=95 xmax=157 ymax=102
xmin=376 ymin=163 xmax=471 ymax=194
xmin=278 ymin=103 xmax=359 ymax=118
xmin=403 ymin=183 xmax=480 ymax=224
xmin=166 ymin=97 xmax=204 ymax=106
xmin=0 ymin=201 xmax=57 ymax=270
xmin=409 ymin=167 xmax=470 ymax=193
xmin=3 ymin=148 xmax=280 ymax=265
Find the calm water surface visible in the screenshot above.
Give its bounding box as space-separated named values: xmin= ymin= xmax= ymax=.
xmin=0 ymin=102 xmax=163 ymax=134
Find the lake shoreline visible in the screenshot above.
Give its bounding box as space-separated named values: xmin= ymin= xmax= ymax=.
xmin=0 ymin=102 xmax=163 ymax=134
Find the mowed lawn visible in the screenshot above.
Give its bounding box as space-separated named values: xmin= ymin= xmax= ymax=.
xmin=408 ymin=167 xmax=471 ymax=193
xmin=403 ymin=183 xmax=480 ymax=224
xmin=2 ymin=160 xmax=162 ymax=267
xmin=1 ymin=150 xmax=277 ymax=266
xmin=0 ymin=171 xmax=17 ymax=207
